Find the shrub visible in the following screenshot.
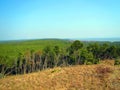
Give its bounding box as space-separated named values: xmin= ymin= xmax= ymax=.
xmin=115 ymin=59 xmax=120 ymax=65
xmin=85 ymin=61 xmax=93 ymax=65
xmin=0 ymin=73 xmax=4 ymax=79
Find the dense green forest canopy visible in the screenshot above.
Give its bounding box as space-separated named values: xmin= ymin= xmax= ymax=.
xmin=0 ymin=39 xmax=120 ymax=77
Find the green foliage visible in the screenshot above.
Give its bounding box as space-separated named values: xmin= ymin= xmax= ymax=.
xmin=0 ymin=39 xmax=120 ymax=76
xmin=71 ymin=40 xmax=83 ymax=51
xmin=115 ymin=59 xmax=120 ymax=65
xmin=78 ymin=48 xmax=94 ymax=64
xmin=53 ymin=46 xmax=60 ymax=55
xmin=85 ymin=61 xmax=93 ymax=65
xmin=0 ymin=39 xmax=70 ymax=67
xmin=0 ymin=73 xmax=4 ymax=79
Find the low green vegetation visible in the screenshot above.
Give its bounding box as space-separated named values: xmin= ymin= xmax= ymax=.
xmin=0 ymin=39 xmax=70 ymax=66
xmin=115 ymin=58 xmax=120 ymax=65
xmin=0 ymin=39 xmax=120 ymax=77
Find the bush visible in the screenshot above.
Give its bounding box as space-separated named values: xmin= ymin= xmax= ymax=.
xmin=0 ymin=73 xmax=4 ymax=79
xmin=85 ymin=61 xmax=93 ymax=65
xmin=115 ymin=59 xmax=120 ymax=65
xmin=94 ymin=59 xmax=100 ymax=64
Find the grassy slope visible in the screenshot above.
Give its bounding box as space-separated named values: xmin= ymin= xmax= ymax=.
xmin=0 ymin=61 xmax=120 ymax=90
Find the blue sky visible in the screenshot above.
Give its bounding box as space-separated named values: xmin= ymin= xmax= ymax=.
xmin=0 ymin=0 xmax=120 ymax=40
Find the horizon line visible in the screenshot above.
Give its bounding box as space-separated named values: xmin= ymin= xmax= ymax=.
xmin=0 ymin=37 xmax=120 ymax=42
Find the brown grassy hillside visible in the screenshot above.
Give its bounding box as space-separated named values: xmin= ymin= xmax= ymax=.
xmin=0 ymin=62 xmax=120 ymax=90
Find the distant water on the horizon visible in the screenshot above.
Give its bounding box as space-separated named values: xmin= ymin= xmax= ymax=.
xmin=73 ymin=38 xmax=120 ymax=42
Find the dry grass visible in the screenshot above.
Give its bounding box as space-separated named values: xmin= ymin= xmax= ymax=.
xmin=100 ymin=59 xmax=115 ymax=66
xmin=0 ymin=61 xmax=120 ymax=90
